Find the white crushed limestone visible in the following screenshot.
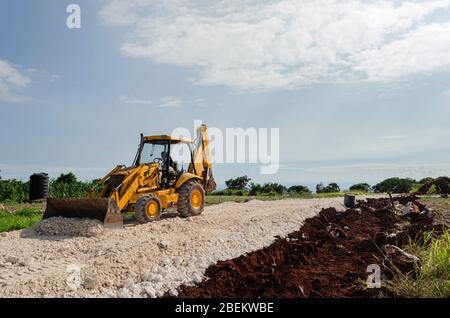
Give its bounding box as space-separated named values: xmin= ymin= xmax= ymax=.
xmin=0 ymin=196 xmax=384 ymax=298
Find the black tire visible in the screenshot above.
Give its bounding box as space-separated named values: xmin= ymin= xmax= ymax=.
xmin=177 ymin=180 xmax=205 ymax=218
xmin=135 ymin=195 xmax=161 ymax=224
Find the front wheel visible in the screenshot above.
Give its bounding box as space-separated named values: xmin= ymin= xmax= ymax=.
xmin=135 ymin=195 xmax=161 ymax=223
xmin=177 ymin=181 xmax=205 ymax=217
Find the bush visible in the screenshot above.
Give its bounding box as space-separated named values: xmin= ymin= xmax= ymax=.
xmin=261 ymin=183 xmax=286 ymax=195
xmin=249 ymin=183 xmax=262 ymax=196
xmin=287 ymin=185 xmax=311 ymax=194
xmin=248 ymin=182 xmax=286 ymax=196
xmin=0 ymin=180 xmax=28 ymax=203
xmin=316 ymin=182 xmax=340 ymax=193
xmin=225 ymin=175 xmax=251 ymax=190
xmin=373 ymin=177 xmax=415 ymax=193
xmin=418 ymin=177 xmax=434 ymax=184
xmin=349 ymin=183 xmax=371 ymax=192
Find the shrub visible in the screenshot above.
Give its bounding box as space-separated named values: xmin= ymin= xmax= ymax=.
xmin=316 ymin=182 xmax=340 ymax=193
xmin=249 ymin=183 xmax=262 ymax=196
xmin=225 ymin=175 xmax=251 ymax=190
xmin=0 ymin=180 xmax=28 ymax=203
xmin=287 ymin=185 xmax=311 ymax=194
xmin=349 ymin=183 xmax=371 ymax=192
xmin=373 ymin=177 xmax=415 ymax=193
xmin=260 ymin=183 xmax=286 ymax=195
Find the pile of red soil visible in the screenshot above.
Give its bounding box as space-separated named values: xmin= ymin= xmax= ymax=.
xmin=176 ymin=196 xmax=444 ymax=298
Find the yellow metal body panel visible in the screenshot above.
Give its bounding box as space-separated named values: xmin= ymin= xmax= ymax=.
xmin=143 ymin=135 xmax=194 ymax=143
xmin=158 ymin=192 xmax=179 ymax=209
xmin=175 ymin=172 xmax=202 ymax=189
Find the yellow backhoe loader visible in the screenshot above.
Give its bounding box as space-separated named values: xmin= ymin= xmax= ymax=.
xmin=43 ymin=124 xmax=216 ymax=227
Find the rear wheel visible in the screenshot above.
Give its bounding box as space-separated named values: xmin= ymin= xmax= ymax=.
xmin=177 ymin=180 xmax=205 ymax=217
xmin=135 ymin=195 xmax=161 ymax=224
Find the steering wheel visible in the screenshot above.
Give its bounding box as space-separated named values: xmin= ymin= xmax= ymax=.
xmin=153 ymin=157 xmax=163 ymax=164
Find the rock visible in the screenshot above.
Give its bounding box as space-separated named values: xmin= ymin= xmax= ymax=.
xmin=143 ymin=286 xmax=156 ymax=298
xmin=384 ymin=244 xmax=420 ymax=274
xmin=168 ymin=288 xmax=178 ymax=297
xmin=0 ymin=232 xmax=7 ymax=237
xmin=158 ymin=240 xmax=169 ymax=250
xmin=0 ymin=204 xmax=4 ymax=210
xmin=173 ymin=256 xmax=183 ymax=266
xmin=192 ymin=273 xmax=203 ymax=284
xmin=122 ymin=277 xmax=134 ymax=288
xmin=19 ymin=257 xmax=33 ymax=267
xmin=6 ymin=256 xmax=20 ymax=264
xmin=83 ymin=276 xmax=99 ymax=290
xmin=142 ymin=271 xmax=152 ymax=282
xmin=117 ymin=288 xmax=131 ymax=298
xmin=151 ymin=274 xmax=163 ymax=283
xmin=400 ymin=202 xmax=421 ymax=215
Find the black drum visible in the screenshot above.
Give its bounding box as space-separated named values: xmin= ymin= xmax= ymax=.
xmin=29 ymin=173 xmax=49 ymax=201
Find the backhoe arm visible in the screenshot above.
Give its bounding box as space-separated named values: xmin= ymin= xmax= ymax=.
xmin=189 ymin=124 xmax=216 ymax=192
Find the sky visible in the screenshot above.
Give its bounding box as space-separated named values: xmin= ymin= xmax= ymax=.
xmin=0 ymin=0 xmax=449 ymax=190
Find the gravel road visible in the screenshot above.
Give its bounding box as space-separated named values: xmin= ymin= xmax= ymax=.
xmin=0 ymin=197 xmax=377 ymax=298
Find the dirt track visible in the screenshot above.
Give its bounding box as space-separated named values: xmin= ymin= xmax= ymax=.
xmin=0 ymin=197 xmax=377 ymax=298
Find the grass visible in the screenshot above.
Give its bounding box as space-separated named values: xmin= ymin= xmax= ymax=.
xmin=205 ymin=191 xmax=366 ymax=205
xmin=0 ymin=207 xmax=43 ymax=233
xmin=386 ymin=231 xmax=450 ymax=298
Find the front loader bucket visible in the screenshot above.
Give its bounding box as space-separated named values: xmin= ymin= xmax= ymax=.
xmin=43 ymin=198 xmax=123 ymax=228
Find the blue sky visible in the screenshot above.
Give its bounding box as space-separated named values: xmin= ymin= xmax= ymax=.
xmin=1 ymin=0 xmax=449 ymax=190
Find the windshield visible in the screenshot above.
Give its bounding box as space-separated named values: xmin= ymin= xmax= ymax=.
xmin=137 ymin=142 xmax=168 ymax=164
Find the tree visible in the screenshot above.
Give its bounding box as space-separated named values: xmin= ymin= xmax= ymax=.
xmin=288 ymin=185 xmax=311 ymax=194
xmin=55 ymin=172 xmax=77 ymax=184
xmin=373 ymin=177 xmax=415 ymax=193
xmin=248 ymin=182 xmax=286 ymax=195
xmin=225 ymin=175 xmax=251 ymax=190
xmin=249 ymin=182 xmax=262 ymax=196
xmin=316 ymin=182 xmax=340 ymax=193
xmin=418 ymin=177 xmax=433 ymax=184
xmin=349 ymin=183 xmax=371 ymax=192
xmin=261 ymin=183 xmax=286 ymax=195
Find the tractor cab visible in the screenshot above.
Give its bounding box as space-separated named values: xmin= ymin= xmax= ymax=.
xmin=133 ymin=135 xmax=194 ymax=187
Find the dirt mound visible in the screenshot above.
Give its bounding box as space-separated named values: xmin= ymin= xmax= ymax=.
xmin=22 ymin=217 xmax=104 ymax=237
xmin=175 ymin=196 xmax=443 ymax=298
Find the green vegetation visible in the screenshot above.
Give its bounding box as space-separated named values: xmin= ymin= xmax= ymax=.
xmin=373 ymin=177 xmax=416 ymax=193
xmin=387 ymin=231 xmax=450 ymax=298
xmin=287 ymin=185 xmax=311 ymax=194
xmin=0 ymin=172 xmax=99 ymax=203
xmin=0 ymin=179 xmax=29 ymax=203
xmin=0 ymin=207 xmax=42 ymax=233
xmin=316 ymin=182 xmax=340 ymax=193
xmin=349 ymin=183 xmax=371 ymax=192
xmin=224 ymin=175 xmax=251 ymax=190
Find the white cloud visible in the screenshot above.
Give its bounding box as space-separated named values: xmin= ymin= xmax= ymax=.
xmin=119 ymin=95 xmax=153 ymax=104
xmin=0 ymin=59 xmax=31 ymax=102
xmin=101 ymin=0 xmax=450 ymax=91
xmin=158 ymin=96 xmax=182 ymax=107
xmin=441 ymin=88 xmax=450 ymax=96
xmin=382 ymin=135 xmax=406 ymax=140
